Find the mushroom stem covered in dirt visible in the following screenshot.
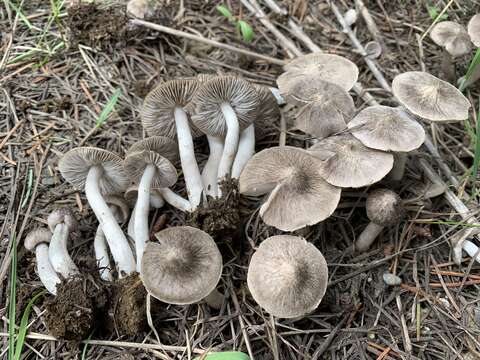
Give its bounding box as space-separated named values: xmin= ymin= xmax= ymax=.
xmin=202 ymin=135 xmax=224 ymax=197
xmin=47 ymin=208 xmax=79 ymax=278
xmin=231 ymin=124 xmax=255 ymax=179
xmin=25 ymin=229 xmax=61 ymax=295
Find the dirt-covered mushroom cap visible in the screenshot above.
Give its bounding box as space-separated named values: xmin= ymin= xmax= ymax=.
xmin=25 ymin=228 xmax=52 ymax=251
xmin=47 ymin=208 xmax=78 ymax=232
xmin=254 ymin=85 xmax=281 ymax=139
xmin=127 ymin=136 xmax=179 ymax=163
xmin=124 ymin=151 xmax=177 ymax=189
xmin=392 ymin=71 xmax=470 ymax=121
xmin=239 ymin=146 xmax=341 ymax=231
xmin=141 ymin=79 xmax=201 ymax=138
xmin=430 ymin=21 xmax=471 ymax=57
xmin=308 ymin=134 xmax=394 ymax=188
xmin=59 ymin=147 xmax=129 ymax=194
xmin=140 ymin=226 xmax=222 ymax=304
xmin=468 ymin=14 xmax=480 ymax=47
xmin=366 ymin=189 xmax=405 ymax=226
xmin=190 ymin=76 xmax=259 ymax=137
xmin=104 ymin=194 xmax=130 ymax=223
xmin=247 ymin=235 xmax=328 ymax=318
xmin=279 ymin=53 xmax=359 ymax=92
xmin=348 ymin=106 xmax=425 ymax=152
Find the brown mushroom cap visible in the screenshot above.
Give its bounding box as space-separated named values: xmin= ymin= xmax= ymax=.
xmin=25 ymin=228 xmax=52 ymax=251
xmin=141 ymin=79 xmax=201 ymax=138
xmin=348 ymin=106 xmax=425 ymax=152
xmin=59 ymin=147 xmax=129 ymax=195
xmin=254 ymin=85 xmax=281 ymax=139
xmin=189 ymin=76 xmax=259 ymax=137
xmin=247 ymin=235 xmax=328 ymax=318
xmin=392 ymin=71 xmax=471 ymax=121
xmin=140 ymin=226 xmax=222 ymax=304
xmin=430 ymin=21 xmax=471 ymax=57
xmin=239 ymin=146 xmax=341 ymax=231
xmin=308 ymin=134 xmax=394 ymax=188
xmin=104 ymin=194 xmax=130 ymax=223
xmin=124 ymin=151 xmax=177 ymax=189
xmin=279 ymin=53 xmax=359 ymax=92
xmin=127 ymin=136 xmax=179 ymax=163
xmin=366 ymin=189 xmax=404 ymax=226
xmin=48 ymin=208 xmax=78 ymax=232
xmin=468 ymin=14 xmax=480 ymax=47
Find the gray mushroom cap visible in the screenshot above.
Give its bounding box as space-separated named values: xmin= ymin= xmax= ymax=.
xmin=104 ymin=194 xmax=130 ymax=223
xmin=48 ymin=208 xmax=78 ymax=232
xmin=247 ymin=235 xmax=328 ymax=318
xmin=430 ymin=21 xmax=472 ymax=57
xmin=468 ymin=14 xmax=480 ymax=47
xmin=25 ymin=228 xmax=52 ymax=251
xmin=254 ymin=85 xmax=281 ymax=139
xmin=124 ymin=151 xmax=178 ymax=189
xmin=127 ymin=136 xmax=179 ymax=163
xmin=366 ymin=189 xmax=404 ymax=226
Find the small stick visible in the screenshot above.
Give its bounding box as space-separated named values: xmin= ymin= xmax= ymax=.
xmin=263 ymin=0 xmax=287 ymax=15
xmin=395 ymin=294 xmax=412 ymax=353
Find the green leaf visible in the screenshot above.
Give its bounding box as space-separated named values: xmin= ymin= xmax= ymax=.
xmin=217 ymin=4 xmax=234 ymax=21
xmin=427 ymin=5 xmax=448 ymax=21
xmin=96 ymin=88 xmax=121 ymax=128
xmin=8 ymin=234 xmax=17 ymax=360
xmin=237 ymin=20 xmax=254 ymax=43
xmin=194 ymin=351 xmax=250 ymax=360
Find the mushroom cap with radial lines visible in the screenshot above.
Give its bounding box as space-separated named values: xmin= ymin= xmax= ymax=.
xmin=247 ymin=235 xmax=328 ymax=318
xmin=124 ymin=151 xmax=177 ymax=189
xmin=59 ymin=147 xmax=129 ymax=194
xmin=47 ymin=208 xmax=78 ymax=232
xmin=392 ymin=72 xmax=470 ymax=121
xmin=430 ymin=21 xmax=471 ymax=57
xmin=104 ymin=194 xmax=130 ymax=223
xmin=140 ymin=226 xmax=222 ymax=304
xmin=239 ymin=146 xmax=341 ymax=231
xmin=253 ymin=85 xmax=281 ymax=139
xmin=279 ymin=53 xmax=359 ymax=92
xmin=308 ymin=134 xmax=394 ymax=188
xmin=468 ymin=14 xmax=480 ymax=47
xmin=126 ymin=136 xmax=179 ymax=163
xmin=189 ymin=76 xmax=259 ymax=137
xmin=348 ymin=106 xmax=425 ymax=152
xmin=25 ymin=228 xmax=52 ymax=251
xmin=366 ymin=189 xmax=404 ymax=226
xmin=141 ymin=79 xmax=202 ymax=138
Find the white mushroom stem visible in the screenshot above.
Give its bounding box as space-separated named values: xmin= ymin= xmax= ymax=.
xmin=174 ymin=107 xmax=204 ymax=209
xmin=355 ymin=222 xmax=384 ymax=252
xmin=127 ymin=191 xmax=164 ymax=242
xmin=459 ymin=240 xmax=480 ymax=263
xmin=128 ymin=205 xmax=136 ymax=242
xmin=232 ymin=124 xmax=255 ymax=179
xmin=218 ymin=103 xmax=240 ymax=181
xmin=203 ymin=288 xmax=224 ymax=310
xmin=86 ymin=166 xmax=136 ymax=276
xmin=48 ymin=223 xmax=79 ymax=278
xmin=35 ymin=243 xmax=61 ymax=295
xmin=389 ymin=152 xmax=407 ymax=181
xmin=202 ymin=136 xmax=224 ymax=197
xmin=157 ymin=188 xmax=192 ymax=212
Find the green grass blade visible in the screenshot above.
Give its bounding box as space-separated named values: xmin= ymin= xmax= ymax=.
xmin=8 ymin=234 xmax=17 ymax=360
xmin=8 ymin=1 xmax=33 ymax=30
xmin=471 ymin=98 xmax=480 ymax=190
xmin=96 ymin=89 xmax=122 ymax=128
xmin=81 ymin=331 xmax=95 ymax=360
xmin=194 ymin=352 xmax=249 ymax=360
xmin=20 ymin=168 xmax=33 ymax=208
xmin=459 ymin=48 xmax=480 ymax=92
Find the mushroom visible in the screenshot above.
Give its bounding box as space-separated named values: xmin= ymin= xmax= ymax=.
xmin=127 ymin=0 xmax=158 ymax=19
xmin=247 ymin=235 xmax=328 ymax=318
xmin=141 ymin=79 xmax=204 ymax=208
xmin=239 ymin=146 xmax=341 ymax=231
xmin=355 ymin=189 xmax=405 ymax=252
xmin=140 ymin=226 xmax=223 ymax=308
xmin=25 ymin=228 xmax=61 ymax=295
xmin=307 ymin=134 xmax=394 ymax=188
xmin=392 ymin=71 xmax=471 ymax=121
xmin=47 ymin=208 xmax=79 ymax=278
xmin=365 ymin=41 xmax=382 ymax=59
xmin=461 ymin=14 xmax=480 ymax=89
xmin=348 ymin=106 xmax=425 ymax=180
xmin=430 ymin=21 xmax=471 ymax=81
xmin=124 ymin=150 xmax=178 ymax=272
xmin=59 ymin=147 xmax=135 ymax=276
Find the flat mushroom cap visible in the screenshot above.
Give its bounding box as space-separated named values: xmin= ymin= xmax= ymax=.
xmin=140 ymin=226 xmax=222 ymax=304
xmin=59 ymin=147 xmax=129 ymax=195
xmin=430 ymin=21 xmax=471 ymax=57
xmin=279 ymin=53 xmax=359 ymax=92
xmin=247 ymin=235 xmax=328 ymax=318
xmin=392 ymin=71 xmax=471 ymax=121
xmin=308 ymin=134 xmax=394 ymax=188
xmin=348 ymin=106 xmax=425 ymax=152
xmin=190 ymin=76 xmax=260 ymax=137
xmin=239 ymin=146 xmax=341 ymax=231
xmin=366 ymin=189 xmax=404 ymax=226
xmin=141 ymin=79 xmax=202 ymax=138
xmin=127 ymin=136 xmax=179 ymax=163
xmin=468 ymin=14 xmax=480 ymax=47
xmin=104 ymin=195 xmax=130 ymax=223
xmin=124 ymin=151 xmax=177 ymax=189
xmin=48 ymin=208 xmax=78 ymax=232
xmin=254 ymin=85 xmax=281 ymax=139
xmin=25 ymin=228 xmax=52 ymax=251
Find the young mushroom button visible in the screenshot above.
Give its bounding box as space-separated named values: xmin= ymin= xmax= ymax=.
xmin=247 ymin=235 xmax=328 ymax=318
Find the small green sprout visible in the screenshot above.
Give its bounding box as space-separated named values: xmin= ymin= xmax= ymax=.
xmin=427 ymin=5 xmax=448 ymax=21
xmin=216 ymin=4 xmax=254 ymax=43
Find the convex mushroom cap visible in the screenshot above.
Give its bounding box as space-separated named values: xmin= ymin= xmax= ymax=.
xmin=430 ymin=21 xmax=471 ymax=57
xmin=124 ymin=151 xmax=177 ymax=189
xmin=366 ymin=189 xmax=405 ymax=226
xmin=25 ymin=228 xmax=52 ymax=251
xmin=140 ymin=226 xmax=222 ymax=304
xmin=48 ymin=208 xmax=78 ymax=232
xmin=247 ymin=235 xmax=328 ymax=318
xmin=126 ymin=136 xmax=179 ymax=163
xmin=468 ymin=14 xmax=480 ymax=47
xmin=392 ymin=71 xmax=470 ymax=121
xmin=239 ymin=146 xmax=341 ymax=231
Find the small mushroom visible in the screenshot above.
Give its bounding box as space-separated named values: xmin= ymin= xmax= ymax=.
xmin=355 ymin=189 xmax=405 ymax=252
xmin=308 ymin=134 xmax=394 ymax=188
xmin=348 ymin=106 xmax=425 ymax=180
xmin=47 ymin=208 xmax=79 ymax=278
xmin=239 ymin=146 xmax=341 ymax=231
xmin=59 ymin=147 xmax=135 ymax=276
xmin=392 ymin=71 xmax=471 ymax=121
xmin=25 ymin=228 xmax=61 ymax=295
xmin=247 ymin=235 xmax=328 ymax=318
xmin=124 ymin=150 xmax=178 ymax=272
xmin=140 ymin=226 xmax=223 ymax=307
xmin=365 ymin=41 xmax=382 ymax=59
